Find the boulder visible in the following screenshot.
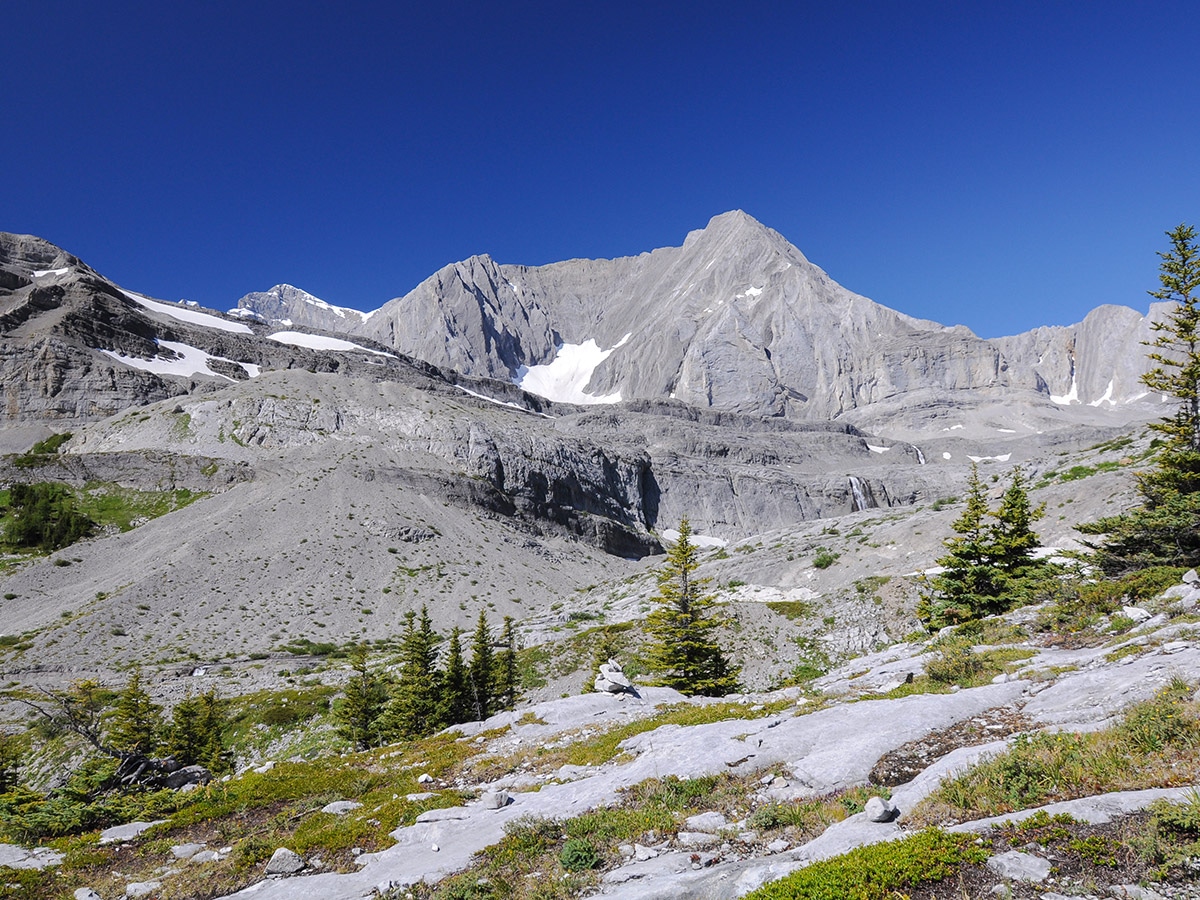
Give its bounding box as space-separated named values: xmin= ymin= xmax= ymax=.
xmin=684 ymin=811 xmax=727 ymax=833
xmin=73 ymin=890 xmax=102 ymax=900
xmin=264 ymin=847 xmax=305 ymax=875
xmin=864 ymin=796 xmax=898 ymax=823
xmin=595 ymin=659 xmax=632 ymax=694
xmin=171 ymin=842 xmax=205 ymax=859
xmin=125 ymin=882 xmax=162 ymax=898
xmin=1121 ymin=606 xmax=1152 ymax=624
xmin=480 ymin=790 xmax=510 ymax=809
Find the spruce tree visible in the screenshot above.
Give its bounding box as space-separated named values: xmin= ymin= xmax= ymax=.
xmin=107 ymin=669 xmax=162 ymax=756
xmin=335 ymin=646 xmax=388 ymax=750
xmin=1082 ymin=224 xmax=1200 ymax=573
xmin=166 ymin=689 xmax=229 ymax=771
xmin=382 ymin=606 xmax=441 ymax=740
xmin=643 ymin=519 xmax=739 ymax=696
xmin=919 ymin=465 xmax=1046 ymax=628
xmin=467 ymin=611 xmax=495 ymax=721
xmin=493 ymin=615 xmax=520 ymax=712
xmin=438 ymin=627 xmax=470 ymax=726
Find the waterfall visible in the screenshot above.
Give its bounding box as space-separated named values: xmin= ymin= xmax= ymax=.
xmin=915 ymin=446 xmax=926 ymax=466
xmin=849 ymin=476 xmax=870 ymax=512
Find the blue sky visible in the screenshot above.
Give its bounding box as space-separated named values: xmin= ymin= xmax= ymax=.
xmin=6 ymin=1 xmax=1199 ymax=338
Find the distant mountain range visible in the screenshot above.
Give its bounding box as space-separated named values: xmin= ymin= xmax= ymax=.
xmin=233 ymin=210 xmax=1168 ymax=433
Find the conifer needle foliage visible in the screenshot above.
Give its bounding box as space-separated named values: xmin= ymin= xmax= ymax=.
xmin=643 ymin=519 xmax=739 ymax=696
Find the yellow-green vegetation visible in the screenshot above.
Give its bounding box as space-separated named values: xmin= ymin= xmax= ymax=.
xmin=910 ymin=678 xmax=1200 ymax=824
xmin=863 ymin=636 xmax=1034 ymax=701
xmin=1036 ymin=566 xmax=1185 ymax=636
xmin=741 ymin=827 xmax=988 ymax=900
xmin=74 ymin=483 xmax=206 ymax=532
xmin=0 ymin=726 xmax=485 ymax=900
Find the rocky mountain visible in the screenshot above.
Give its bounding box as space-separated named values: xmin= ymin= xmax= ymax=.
xmin=231 ymin=283 xmax=373 ymax=331
xmin=235 ymin=211 xmax=1168 ymax=431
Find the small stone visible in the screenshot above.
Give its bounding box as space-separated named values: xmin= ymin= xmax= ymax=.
xmin=191 ymin=850 xmax=219 ymax=864
xmin=766 ymin=838 xmax=790 ymax=853
xmin=1121 ymin=606 xmax=1153 ymax=624
xmin=985 ymin=850 xmax=1051 ymax=882
xmin=633 ymin=843 xmax=658 ymax=861
xmin=676 ymin=831 xmax=718 ymax=849
xmin=125 ymin=882 xmax=162 ymax=899
xmin=1182 ymin=568 xmax=1198 ymax=584
xmin=430 ymin=843 xmax=440 ymax=852
xmin=988 ymin=884 xmax=1011 ymax=898
xmin=321 ymin=800 xmax=363 ymax=815
xmin=254 ymin=761 xmax=274 ymax=774
xmin=264 ymin=847 xmax=305 ymax=875
xmin=171 ymin=842 xmax=205 ymax=860
xmin=74 ymin=890 xmax=102 ymax=900
xmin=617 ymin=843 xmax=634 ymax=858
xmin=864 ymin=796 xmax=898 ymax=823
xmin=417 ymin=773 xmax=434 ymax=784
xmin=770 ymin=776 xmax=789 ymax=788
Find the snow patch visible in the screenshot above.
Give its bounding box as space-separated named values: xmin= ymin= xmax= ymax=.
xmin=997 ymin=428 xmax=1017 ymax=434
xmin=661 ymin=528 xmax=726 ymax=549
xmin=267 ymin=331 xmax=397 ymax=358
xmin=1051 ymin=374 xmax=1079 ymax=405
xmin=1089 ymin=379 xmax=1116 ymax=407
xmin=942 ymin=452 xmax=952 ymax=460
xmin=123 ymin=290 xmax=253 ymax=335
xmin=455 ymin=386 xmax=554 ymax=419
xmin=514 ymin=335 xmax=630 ymax=405
xmin=866 ymin=444 xmax=890 ymax=454
xmin=941 ymin=424 xmax=964 ymax=431
xmin=966 ymin=453 xmax=1012 ymax=463
xmin=99 ymin=340 xmax=258 ymax=382
xmin=32 ymin=267 xmax=68 ymax=278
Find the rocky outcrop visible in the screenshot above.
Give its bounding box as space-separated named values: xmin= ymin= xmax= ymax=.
xmin=231 ymin=284 xmax=371 ymax=331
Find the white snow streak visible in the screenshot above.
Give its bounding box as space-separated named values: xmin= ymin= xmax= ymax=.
xmin=866 ymin=444 xmax=890 ymax=454
xmin=514 ymin=334 xmax=631 ymax=405
xmin=1050 ymin=375 xmax=1079 ymax=405
xmin=266 ymin=331 xmax=397 ymax=358
xmin=1089 ymin=379 xmax=1115 ymax=407
xmin=661 ymin=528 xmax=727 ymax=549
xmin=122 ymin=290 xmax=253 ymax=334
xmin=966 ymin=453 xmax=1013 ymax=463
xmin=99 ymin=340 xmax=258 ymax=381
xmin=455 ymin=386 xmax=554 ymax=419
xmin=32 ymin=267 xmax=68 ymax=277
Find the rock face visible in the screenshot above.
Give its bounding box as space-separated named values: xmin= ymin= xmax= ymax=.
xmin=230 ymin=211 xmax=1165 ymax=427
xmin=231 ymin=284 xmax=371 ymax=331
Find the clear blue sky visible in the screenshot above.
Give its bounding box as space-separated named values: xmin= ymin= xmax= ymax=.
xmin=6 ymin=1 xmax=1198 ymax=338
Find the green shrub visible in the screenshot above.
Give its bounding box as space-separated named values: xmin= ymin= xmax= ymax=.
xmin=559 ymin=837 xmax=600 ymax=871
xmin=743 ymin=828 xmax=988 ymax=899
xmin=924 ymin=636 xmax=983 ymax=684
xmin=813 ymin=550 xmax=838 ymax=569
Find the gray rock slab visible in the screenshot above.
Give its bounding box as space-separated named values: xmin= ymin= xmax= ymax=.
xmin=985 ymin=850 xmax=1051 ymax=882
xmin=73 ymin=890 xmax=102 ymax=900
xmin=684 ymin=811 xmax=727 ymax=833
xmin=0 ymin=844 xmax=64 ymax=869
xmin=98 ymin=820 xmax=166 ymax=845
xmin=949 ymin=785 xmax=1200 ymax=832
xmin=171 ymin=842 xmax=206 ymax=859
xmin=320 ymin=801 xmax=363 ymax=815
xmin=675 ymin=831 xmax=719 ymax=849
xmin=125 ymin=881 xmax=163 ymax=898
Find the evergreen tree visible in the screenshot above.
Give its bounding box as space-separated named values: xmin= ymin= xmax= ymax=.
xmin=493 ymin=616 xmax=520 ymax=712
xmin=990 ymin=467 xmax=1046 ymax=578
xmin=166 ymin=689 xmax=229 ymax=772
xmin=438 ymin=627 xmax=470 ymax=727
xmin=334 ymin=646 xmax=388 ymax=750
xmin=467 ymin=611 xmax=495 ymax=721
xmin=0 ymin=733 xmax=22 ymax=792
xmin=920 ymin=465 xmax=1047 ymax=628
xmin=106 ymin=669 xmax=162 ymax=757
xmin=2 ymin=482 xmax=94 ymax=552
xmin=1082 ymin=224 xmax=1200 ymax=573
xmin=643 ymin=519 xmax=739 ymax=696
xmin=381 ymin=606 xmax=441 ymax=740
